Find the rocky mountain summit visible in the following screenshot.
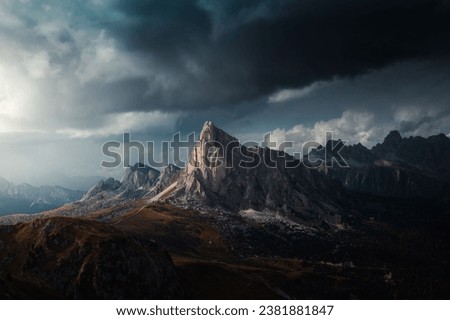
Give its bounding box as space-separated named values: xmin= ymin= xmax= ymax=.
xmin=168 ymin=121 xmax=343 ymax=226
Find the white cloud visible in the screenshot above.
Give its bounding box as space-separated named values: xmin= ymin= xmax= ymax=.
xmin=268 ymin=82 xmax=325 ymax=103
xmin=393 ymin=106 xmax=437 ymax=124
xmin=269 ymin=107 xmax=450 ymax=154
xmin=57 ymin=111 xmax=181 ymax=138
xmin=269 ymin=110 xmax=388 ymax=152
xmin=0 ymin=60 xmax=38 ymax=124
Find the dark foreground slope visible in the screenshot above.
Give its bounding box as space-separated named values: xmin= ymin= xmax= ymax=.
xmin=0 ymin=217 xmax=183 ymax=299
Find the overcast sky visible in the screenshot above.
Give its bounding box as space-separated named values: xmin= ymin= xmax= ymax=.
xmin=0 ymin=0 xmax=450 ymax=188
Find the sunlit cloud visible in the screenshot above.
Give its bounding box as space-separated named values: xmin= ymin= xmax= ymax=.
xmin=269 ymin=110 xmax=385 ymax=151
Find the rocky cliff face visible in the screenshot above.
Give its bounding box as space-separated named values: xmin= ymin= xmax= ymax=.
xmin=80 ymin=177 xmax=122 ymax=201
xmin=120 ymin=163 xmax=161 ymax=194
xmin=146 ymin=164 xmax=182 ymax=198
xmin=169 ymin=121 xmax=343 ymax=225
xmin=0 ymin=217 xmax=183 ymax=299
xmin=310 ymin=131 xmax=450 ymax=198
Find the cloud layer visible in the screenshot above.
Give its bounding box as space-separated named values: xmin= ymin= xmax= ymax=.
xmin=0 ymin=0 xmax=450 ymax=184
xmin=1 ymin=1 xmax=450 ymax=128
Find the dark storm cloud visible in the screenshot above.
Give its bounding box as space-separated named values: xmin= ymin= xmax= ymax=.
xmin=101 ymin=0 xmax=450 ymax=110
xmin=2 ymin=0 xmax=450 ymax=185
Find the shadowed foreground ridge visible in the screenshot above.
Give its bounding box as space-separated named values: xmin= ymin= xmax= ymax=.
xmin=0 ymin=217 xmax=183 ymax=299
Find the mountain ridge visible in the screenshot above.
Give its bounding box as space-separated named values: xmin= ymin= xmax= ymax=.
xmin=1 ymin=123 xmax=449 ymax=223
xmin=309 ymin=130 xmax=450 ymax=198
xmin=0 ymin=177 xmax=84 ymax=216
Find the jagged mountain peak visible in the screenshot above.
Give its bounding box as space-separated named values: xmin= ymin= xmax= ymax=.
xmin=187 ymin=121 xmax=239 ymax=170
xmin=382 ymin=130 xmax=402 ymax=146
xmin=201 ymin=120 xmax=214 ymax=134
xmin=313 ymin=139 xmax=346 ymax=154
xmin=325 ymin=139 xmax=344 ymax=149
xmin=167 ymin=122 xmax=342 ymax=226
xmin=81 ymin=177 xmax=121 ymax=201
xmin=120 ymin=163 xmax=160 ymax=189
xmin=99 ymin=177 xmax=121 ymax=189
xmin=81 ymin=163 xmax=181 ymax=203
xmin=199 ymin=121 xmax=238 ymax=145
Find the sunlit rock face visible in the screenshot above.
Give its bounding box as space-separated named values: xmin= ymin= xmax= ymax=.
xmin=170 ymin=121 xmax=343 ymax=226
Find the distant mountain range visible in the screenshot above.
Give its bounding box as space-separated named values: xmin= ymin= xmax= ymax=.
xmin=2 ymin=122 xmax=449 ymax=223
xmin=308 ymin=130 xmax=450 ymax=198
xmin=0 ymin=178 xmax=84 ymax=216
